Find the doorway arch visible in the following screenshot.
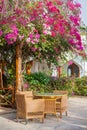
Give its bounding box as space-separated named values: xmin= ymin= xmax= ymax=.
xmin=67 ymin=63 xmax=80 ymax=77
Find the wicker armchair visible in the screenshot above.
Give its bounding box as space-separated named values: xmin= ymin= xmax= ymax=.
xmin=15 ymin=92 xmax=44 ymax=123
xmin=56 ymin=94 xmax=68 ymax=118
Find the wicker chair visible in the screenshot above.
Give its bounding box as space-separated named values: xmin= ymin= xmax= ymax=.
xmin=44 ymin=98 xmax=58 ymax=118
xmin=15 ymin=92 xmax=44 ymax=123
xmin=56 ymin=94 xmax=68 ymax=118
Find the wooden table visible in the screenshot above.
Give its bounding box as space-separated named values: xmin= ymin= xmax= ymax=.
xmin=34 ymin=92 xmax=63 ymax=100
xmin=34 ymin=93 xmax=64 ymax=118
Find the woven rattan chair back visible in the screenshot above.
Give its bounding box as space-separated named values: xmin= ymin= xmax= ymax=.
xmin=44 ymin=98 xmax=58 ymax=118
xmin=56 ymin=94 xmax=68 ymax=118
xmin=17 ymin=91 xmax=34 ymax=99
xmin=15 ymin=92 xmax=45 ymax=123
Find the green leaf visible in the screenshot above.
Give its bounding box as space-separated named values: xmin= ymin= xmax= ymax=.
xmin=9 ymin=0 xmax=13 ymax=5
xmin=0 ymin=42 xmax=4 ymax=46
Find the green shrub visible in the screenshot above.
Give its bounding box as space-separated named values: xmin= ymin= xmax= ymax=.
xmin=50 ymin=77 xmax=74 ymax=95
xmin=23 ymin=72 xmax=87 ymax=96
xmin=73 ymin=77 xmax=87 ymax=96
xmin=23 ymin=72 xmax=50 ymax=92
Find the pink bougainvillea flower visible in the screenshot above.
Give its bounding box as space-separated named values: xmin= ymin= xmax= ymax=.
xmin=32 ymin=9 xmax=38 ymax=17
xmin=34 ymin=29 xmax=38 ymax=33
xmin=51 ymin=31 xmax=56 ymax=37
xmin=70 ymin=28 xmax=78 ymax=35
xmin=24 ymin=83 xmax=28 ymax=88
xmin=76 ymin=44 xmax=83 ymax=50
xmin=56 ymin=0 xmax=63 ymax=6
xmin=19 ymin=35 xmax=24 ymax=41
xmin=69 ymin=15 xmax=80 ymax=26
xmin=9 ymin=16 xmax=17 ymax=22
xmin=31 ymin=40 xmax=35 ymax=44
xmin=15 ymin=8 xmax=23 ymax=15
xmin=74 ymin=2 xmax=81 ymax=8
xmin=17 ymin=17 xmax=27 ymax=26
xmin=30 ymin=17 xmax=35 ymax=21
xmin=47 ymin=17 xmax=54 ymax=25
xmin=29 ymin=33 xmax=34 ymax=39
xmin=35 ymin=34 xmax=40 ymax=39
xmin=75 ymin=32 xmax=81 ymax=41
xmin=46 ymin=1 xmax=53 ymax=7
xmin=26 ymin=37 xmax=30 ymax=43
xmin=43 ymin=30 xmax=48 ymax=35
xmin=5 ymin=32 xmax=17 ymax=44
xmin=67 ymin=0 xmax=76 ymax=10
xmin=77 ymin=41 xmax=82 ymax=46
xmin=4 ymin=24 xmax=19 ymax=44
xmin=31 ymin=47 xmax=37 ymax=52
xmin=69 ymin=38 xmax=75 ymax=45
xmin=0 ymin=0 xmax=83 ymax=56
xmin=68 ymin=61 xmax=73 ymax=65
xmin=79 ymin=46 xmax=84 ymax=50
xmin=0 ymin=19 xmax=7 ymax=25
xmin=10 ymin=24 xmax=18 ymax=35
xmin=49 ymin=6 xmax=59 ymax=13
xmin=54 ymin=47 xmax=59 ymax=53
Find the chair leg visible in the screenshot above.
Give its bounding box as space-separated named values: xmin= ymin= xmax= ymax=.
xmin=40 ymin=117 xmax=44 ymax=123
xmin=16 ymin=115 xmax=19 ymax=122
xmin=65 ymin=111 xmax=68 ymax=116
xmin=25 ymin=119 xmax=28 ymax=124
xmin=55 ymin=114 xmax=59 ymax=120
xmin=44 ymin=114 xmax=46 ymax=118
xmin=16 ymin=119 xmax=19 ymax=122
xmin=60 ymin=111 xmax=62 ymax=118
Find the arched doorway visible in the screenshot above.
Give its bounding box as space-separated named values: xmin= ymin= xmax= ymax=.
xmin=67 ymin=63 xmax=80 ymax=77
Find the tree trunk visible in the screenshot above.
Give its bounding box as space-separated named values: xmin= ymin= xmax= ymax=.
xmin=16 ymin=44 xmax=22 ymax=92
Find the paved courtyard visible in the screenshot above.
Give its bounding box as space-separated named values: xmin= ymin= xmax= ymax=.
xmin=0 ymin=96 xmax=87 ymax=130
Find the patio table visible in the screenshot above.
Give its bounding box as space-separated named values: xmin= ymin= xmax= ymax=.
xmin=34 ymin=92 xmax=63 ymax=98
xmin=34 ymin=93 xmax=65 ymax=118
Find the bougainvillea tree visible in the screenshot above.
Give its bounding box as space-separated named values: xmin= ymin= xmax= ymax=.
xmin=0 ymin=0 xmax=83 ymax=91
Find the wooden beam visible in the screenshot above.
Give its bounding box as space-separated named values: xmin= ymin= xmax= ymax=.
xmin=0 ymin=64 xmax=3 ymax=88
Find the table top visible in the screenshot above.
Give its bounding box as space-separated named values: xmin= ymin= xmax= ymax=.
xmin=34 ymin=92 xmax=64 ymax=97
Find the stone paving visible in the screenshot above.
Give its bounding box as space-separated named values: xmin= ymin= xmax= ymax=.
xmin=0 ymin=96 xmax=87 ymax=130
